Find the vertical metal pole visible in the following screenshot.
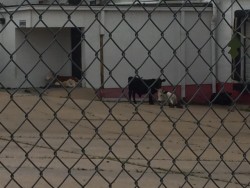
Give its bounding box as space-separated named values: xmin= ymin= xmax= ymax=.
xmin=211 ymin=2 xmax=218 ymax=94
xmin=244 ymin=21 xmax=246 ymax=81
xmin=180 ymin=11 xmax=186 ymax=99
xmin=99 ymin=11 xmax=105 ymax=89
xmin=100 ymin=34 xmax=104 ymax=89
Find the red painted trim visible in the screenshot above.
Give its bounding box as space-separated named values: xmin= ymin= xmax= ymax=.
xmin=99 ymin=83 xmax=250 ymax=104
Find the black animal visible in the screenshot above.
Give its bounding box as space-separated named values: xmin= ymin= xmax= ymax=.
xmin=210 ymin=92 xmax=233 ymax=105
xmin=128 ymin=76 xmax=166 ymax=104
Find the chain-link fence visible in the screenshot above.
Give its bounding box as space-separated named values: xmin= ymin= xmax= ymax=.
xmin=0 ymin=0 xmax=249 ymax=187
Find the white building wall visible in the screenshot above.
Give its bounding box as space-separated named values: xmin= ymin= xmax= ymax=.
xmin=183 ymin=11 xmax=212 ymax=85
xmin=103 ymin=10 xmax=181 ymax=87
xmin=102 ymin=8 xmax=212 ymax=88
xmin=0 ymin=0 xmax=68 ymax=6
xmin=0 ymin=6 xmax=213 ymax=89
xmin=84 ymin=20 xmax=102 ymax=88
xmin=0 ymin=0 xmax=39 ymax=5
xmin=0 ymin=22 xmax=17 ymax=88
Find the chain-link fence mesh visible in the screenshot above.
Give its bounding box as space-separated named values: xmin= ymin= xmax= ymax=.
xmin=0 ymin=0 xmax=249 ymax=187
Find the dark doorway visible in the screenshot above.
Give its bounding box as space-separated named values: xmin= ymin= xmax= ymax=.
xmin=71 ymin=27 xmax=82 ymax=80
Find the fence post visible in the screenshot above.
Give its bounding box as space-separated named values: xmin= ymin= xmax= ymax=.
xmin=100 ymin=34 xmax=104 ymax=88
xmin=100 ymin=10 xmax=105 ymax=89
xmin=211 ymin=1 xmax=218 ymax=94
xmin=180 ymin=10 xmax=186 ymax=99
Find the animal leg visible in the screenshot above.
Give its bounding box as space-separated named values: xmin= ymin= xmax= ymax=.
xmin=129 ymin=89 xmax=132 ymax=103
xmin=133 ymin=91 xmax=137 ymax=104
xmin=149 ymin=93 xmax=154 ymax=105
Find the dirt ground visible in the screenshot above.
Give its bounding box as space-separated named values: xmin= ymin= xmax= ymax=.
xmin=0 ymin=88 xmax=249 ymax=188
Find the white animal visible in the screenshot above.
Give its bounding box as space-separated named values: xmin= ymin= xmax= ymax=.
xmin=45 ymin=71 xmax=78 ymax=88
xmin=61 ymin=79 xmax=77 ymax=88
xmin=157 ymin=89 xmax=178 ymax=107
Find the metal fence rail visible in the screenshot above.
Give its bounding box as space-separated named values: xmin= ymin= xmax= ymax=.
xmin=0 ymin=0 xmax=249 ymax=187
